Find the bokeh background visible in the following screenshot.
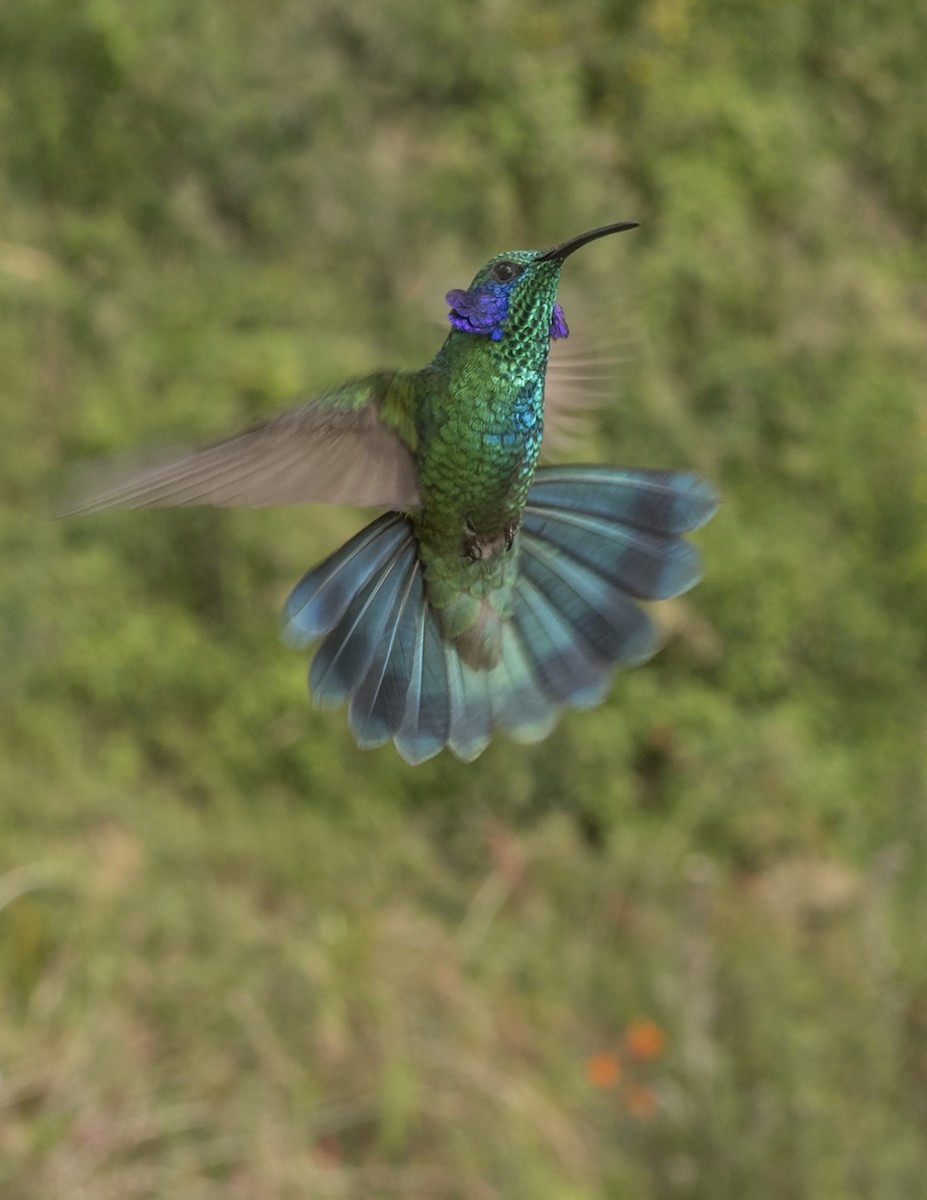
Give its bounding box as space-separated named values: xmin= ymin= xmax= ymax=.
xmin=2 ymin=1 xmax=927 ymax=1196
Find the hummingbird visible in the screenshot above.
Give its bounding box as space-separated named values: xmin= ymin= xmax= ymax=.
xmin=64 ymin=222 xmax=718 ymax=764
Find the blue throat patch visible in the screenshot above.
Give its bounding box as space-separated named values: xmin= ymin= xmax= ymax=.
xmin=446 ymin=286 xmax=569 ymax=341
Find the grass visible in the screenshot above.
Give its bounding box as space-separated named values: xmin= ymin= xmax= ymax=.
xmin=2 ymin=777 xmax=925 ymax=1197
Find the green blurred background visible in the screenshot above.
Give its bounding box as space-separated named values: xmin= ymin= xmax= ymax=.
xmin=2 ymin=0 xmax=926 ymax=1195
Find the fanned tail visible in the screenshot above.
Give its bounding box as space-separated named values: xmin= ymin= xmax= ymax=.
xmin=283 ymin=466 xmax=717 ymax=763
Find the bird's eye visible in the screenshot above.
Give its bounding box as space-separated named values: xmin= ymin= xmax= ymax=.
xmin=492 ymin=260 xmax=523 ymax=283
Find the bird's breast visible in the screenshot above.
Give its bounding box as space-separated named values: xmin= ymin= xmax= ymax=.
xmin=413 ymin=366 xmax=546 ymax=558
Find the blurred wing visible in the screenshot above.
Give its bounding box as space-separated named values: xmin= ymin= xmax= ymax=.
xmin=61 ymin=374 xmax=421 ymax=515
xmin=541 ymin=330 xmax=627 ymax=458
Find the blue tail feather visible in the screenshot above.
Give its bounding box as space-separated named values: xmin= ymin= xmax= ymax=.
xmin=283 ymin=513 xmax=412 ymax=647
xmin=348 ymin=557 xmax=422 ymax=748
xmin=519 ymin=531 xmax=659 ymax=668
xmin=526 ymin=466 xmax=718 ymax=535
xmin=522 ymin=505 xmax=702 ymax=600
xmin=309 ymin=536 xmax=415 ymax=708
xmin=487 ymin=625 xmax=559 ymax=744
xmin=283 ymin=465 xmax=717 ymax=762
xmin=511 ymin=573 xmax=611 ymax=707
xmin=445 ymin=652 xmax=493 ymax=763
xmin=394 ymin=601 xmax=451 ymax=765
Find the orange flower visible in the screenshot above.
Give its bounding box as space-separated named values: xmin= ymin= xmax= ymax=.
xmin=586 ymin=1051 xmax=622 ymax=1089
xmin=624 ymin=1019 xmax=666 ymax=1061
xmin=625 ymin=1083 xmax=658 ymax=1120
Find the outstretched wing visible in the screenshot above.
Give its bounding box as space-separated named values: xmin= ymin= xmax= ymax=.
xmin=61 ymin=373 xmax=421 ymax=515
xmin=541 ymin=330 xmax=627 ymax=457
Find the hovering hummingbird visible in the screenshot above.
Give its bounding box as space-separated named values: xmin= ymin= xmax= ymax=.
xmin=64 ymin=222 xmax=718 ymax=764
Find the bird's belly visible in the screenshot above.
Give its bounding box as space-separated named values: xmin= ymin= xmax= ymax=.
xmin=455 ymin=420 xmax=539 ymax=527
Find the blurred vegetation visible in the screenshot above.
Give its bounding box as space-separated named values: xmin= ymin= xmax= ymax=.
xmin=2 ymin=0 xmax=927 ymax=1196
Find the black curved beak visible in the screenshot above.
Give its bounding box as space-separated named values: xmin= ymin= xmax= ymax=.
xmin=537 ymin=221 xmax=639 ymax=263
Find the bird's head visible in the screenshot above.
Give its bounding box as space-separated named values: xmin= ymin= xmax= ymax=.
xmin=445 ymin=221 xmax=638 ymax=344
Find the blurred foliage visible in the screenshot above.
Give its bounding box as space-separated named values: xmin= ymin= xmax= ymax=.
xmin=2 ymin=0 xmax=927 ymax=1196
